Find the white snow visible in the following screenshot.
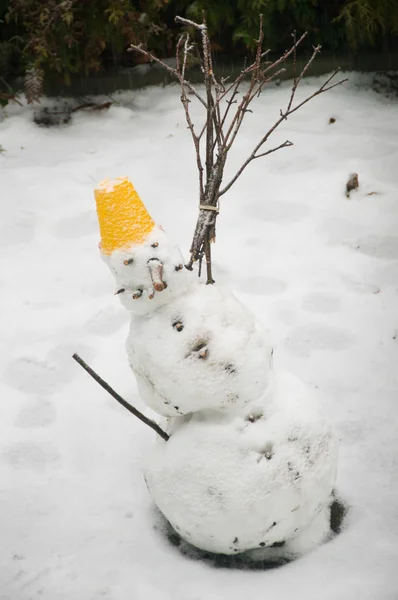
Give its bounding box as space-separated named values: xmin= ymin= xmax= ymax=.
xmin=95 ymin=176 xmax=129 ymax=193
xmin=1 ymin=73 xmax=398 ymax=599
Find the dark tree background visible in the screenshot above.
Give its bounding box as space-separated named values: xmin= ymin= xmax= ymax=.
xmin=1 ymin=0 xmax=398 ymax=88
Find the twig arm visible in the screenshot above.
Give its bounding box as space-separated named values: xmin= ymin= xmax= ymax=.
xmin=72 ymin=353 xmax=169 ymax=442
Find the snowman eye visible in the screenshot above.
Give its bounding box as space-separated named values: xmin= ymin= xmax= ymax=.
xmin=172 ymin=319 xmax=184 ymax=332
xmin=123 ymin=258 xmax=134 ymax=266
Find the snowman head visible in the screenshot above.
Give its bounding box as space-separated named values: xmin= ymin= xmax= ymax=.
xmin=95 ymin=177 xmax=191 ymax=315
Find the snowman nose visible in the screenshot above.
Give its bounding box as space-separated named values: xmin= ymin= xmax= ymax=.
xmin=148 ymin=258 xmax=167 ymax=292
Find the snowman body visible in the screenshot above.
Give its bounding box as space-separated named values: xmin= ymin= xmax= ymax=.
xmin=94 ymin=178 xmax=339 ymax=560
xmin=145 ymin=372 xmax=338 ymax=556
xmin=128 ymin=282 xmax=273 ymax=417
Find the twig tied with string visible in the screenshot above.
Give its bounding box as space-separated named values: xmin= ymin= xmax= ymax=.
xmin=129 ymin=15 xmax=347 ymax=284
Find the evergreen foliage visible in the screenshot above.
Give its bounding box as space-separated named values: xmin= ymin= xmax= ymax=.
xmin=335 ymin=0 xmax=398 ymax=49
xmin=0 ymin=0 xmax=397 ymax=90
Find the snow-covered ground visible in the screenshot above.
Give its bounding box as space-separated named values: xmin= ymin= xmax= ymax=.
xmin=1 ymin=73 xmax=398 ymax=599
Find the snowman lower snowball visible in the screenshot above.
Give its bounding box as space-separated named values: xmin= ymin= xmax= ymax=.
xmin=94 ymin=177 xmax=339 ymax=560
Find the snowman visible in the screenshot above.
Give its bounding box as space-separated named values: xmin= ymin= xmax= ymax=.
xmin=94 ymin=177 xmax=339 ymax=560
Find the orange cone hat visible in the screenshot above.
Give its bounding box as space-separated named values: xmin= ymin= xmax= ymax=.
xmin=94 ymin=177 xmax=155 ymax=255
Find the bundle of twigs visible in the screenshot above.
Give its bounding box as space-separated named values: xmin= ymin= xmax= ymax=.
xmin=129 ymin=15 xmax=347 ymax=283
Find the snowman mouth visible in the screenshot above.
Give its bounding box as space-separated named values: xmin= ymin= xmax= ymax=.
xmin=147 ymin=258 xmax=167 ymax=292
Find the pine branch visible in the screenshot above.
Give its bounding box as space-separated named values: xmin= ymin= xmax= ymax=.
xmin=24 ymin=66 xmax=44 ymax=104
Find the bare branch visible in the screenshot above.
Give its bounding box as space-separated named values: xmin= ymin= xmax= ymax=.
xmin=219 ymin=70 xmax=347 ymax=197
xmin=318 ymin=68 xmax=346 ymax=90
xmin=72 ymin=353 xmax=169 ymax=442
xmin=177 ymin=34 xmax=205 ymax=202
xmin=254 ymin=140 xmax=293 ymax=158
xmin=292 ymin=31 xmax=297 ymax=87
xmin=175 ymin=34 xmax=184 ymax=73
xmin=175 ymin=15 xmax=206 ymax=30
xmin=218 ymin=86 xmax=240 ymax=137
xmin=200 ymin=18 xmax=216 ymax=180
xmin=171 ymin=33 xmax=205 ymax=201
xmin=222 ymin=17 xmax=265 ymax=150
xmin=263 ymin=31 xmax=308 ymax=76
xmin=181 ymin=34 xmax=190 ymax=81
xmin=254 ymin=67 xmax=286 ymax=99
xmin=286 ymin=43 xmax=321 ymax=112
xmin=204 ymin=231 xmax=215 ymax=284
xmin=129 ymin=15 xmax=348 ymax=282
xmin=128 ymin=43 xmax=207 ymax=108
xmin=284 ymin=69 xmax=348 ymax=118
xmin=254 ymin=14 xmax=265 ymax=74
xmin=215 ymin=30 xmax=307 ymax=133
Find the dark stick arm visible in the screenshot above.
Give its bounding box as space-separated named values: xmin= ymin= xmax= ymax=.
xmin=72 ymin=353 xmax=169 ymax=442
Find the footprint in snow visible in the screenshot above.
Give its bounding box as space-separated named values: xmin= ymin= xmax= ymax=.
xmin=318 ymin=217 xmax=362 ymax=245
xmin=238 ymin=276 xmax=288 ymax=296
xmin=354 ymin=236 xmax=398 ymax=260
xmin=0 ymin=213 xmax=36 ymax=248
xmin=6 ymin=565 xmax=51 ymax=594
xmin=301 ymin=293 xmax=341 ymax=314
xmin=6 ymin=343 xmax=93 ymax=395
xmin=14 ymin=399 xmax=56 ymax=429
xmin=249 ymin=200 xmax=310 ymax=224
xmin=2 ymin=441 xmax=61 ymax=472
xmin=341 ymin=276 xmax=380 ymax=295
xmin=82 ymin=278 xmax=113 ymax=298
xmin=53 ymin=211 xmax=98 ymax=239
xmin=86 ymin=306 xmax=128 ymax=336
xmin=285 ymin=323 xmax=352 ymax=358
xmin=6 ymin=357 xmax=63 ymax=395
xmin=370 ymin=262 xmax=398 ymax=287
